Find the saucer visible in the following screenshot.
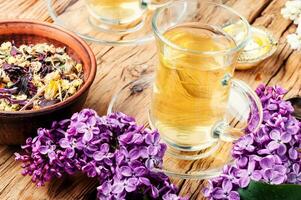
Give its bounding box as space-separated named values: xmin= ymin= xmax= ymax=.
xmin=107 ymin=75 xmax=258 ymax=179
xmin=46 ymin=0 xmax=186 ymax=46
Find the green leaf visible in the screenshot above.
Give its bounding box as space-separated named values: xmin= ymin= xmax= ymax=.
xmin=239 ymin=181 xmax=301 ymax=200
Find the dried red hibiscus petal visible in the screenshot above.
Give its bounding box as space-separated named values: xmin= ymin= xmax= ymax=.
xmin=3 ymin=63 xmax=27 ymax=82
xmin=39 ymin=99 xmax=60 ymax=108
xmin=0 ymin=94 xmax=27 ymax=106
xmin=10 ymin=46 xmax=21 ymax=57
xmin=38 ymin=63 xmax=53 ymax=78
xmin=0 ymin=87 xmax=18 ymax=94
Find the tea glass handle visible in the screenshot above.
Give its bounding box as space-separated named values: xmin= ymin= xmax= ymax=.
xmin=141 ymin=0 xmax=173 ymax=10
xmin=212 ymin=79 xmax=263 ymax=142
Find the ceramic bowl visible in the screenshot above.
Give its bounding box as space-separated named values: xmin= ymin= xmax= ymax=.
xmin=0 ymin=20 xmax=97 ymax=145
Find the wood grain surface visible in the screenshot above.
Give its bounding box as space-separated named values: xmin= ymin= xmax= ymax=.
xmin=0 ymin=0 xmax=300 ymax=199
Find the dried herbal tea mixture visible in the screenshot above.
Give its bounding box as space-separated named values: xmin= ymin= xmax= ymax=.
xmin=0 ymin=41 xmax=84 ymax=111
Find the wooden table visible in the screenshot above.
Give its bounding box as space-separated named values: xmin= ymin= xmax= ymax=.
xmin=0 ymin=0 xmax=300 ymax=199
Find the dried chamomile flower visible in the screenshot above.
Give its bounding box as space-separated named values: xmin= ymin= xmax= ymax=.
xmin=44 ymin=71 xmax=61 ymax=84
xmin=44 ymin=80 xmax=59 ymax=100
xmin=0 ymin=42 xmax=12 ymax=51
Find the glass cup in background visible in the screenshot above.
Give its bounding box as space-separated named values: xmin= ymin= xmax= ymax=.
xmin=85 ymin=0 xmax=172 ymax=33
xmin=150 ymin=0 xmax=263 ymax=151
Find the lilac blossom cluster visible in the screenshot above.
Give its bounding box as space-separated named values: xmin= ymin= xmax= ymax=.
xmin=204 ymin=84 xmax=301 ymax=200
xmin=15 ymin=109 xmax=185 ymax=200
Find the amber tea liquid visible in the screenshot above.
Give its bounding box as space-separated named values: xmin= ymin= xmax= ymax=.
xmin=86 ymin=0 xmax=143 ymax=24
xmin=151 ymin=24 xmax=237 ymax=149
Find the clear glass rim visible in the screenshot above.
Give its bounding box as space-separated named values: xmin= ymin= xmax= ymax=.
xmin=152 ymin=0 xmax=251 ymax=55
xmin=45 ymin=0 xmax=154 ymax=46
xmin=238 ymin=26 xmax=278 ymax=63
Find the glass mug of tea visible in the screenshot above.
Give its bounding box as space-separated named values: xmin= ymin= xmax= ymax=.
xmin=150 ymin=0 xmax=263 ymax=152
xmin=85 ymin=0 xmax=171 ymax=32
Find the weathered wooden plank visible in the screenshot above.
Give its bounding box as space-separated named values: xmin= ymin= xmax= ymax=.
xmin=0 ymin=0 xmax=299 ymax=200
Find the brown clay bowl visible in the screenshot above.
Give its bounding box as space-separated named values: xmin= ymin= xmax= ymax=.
xmin=0 ymin=20 xmax=97 ymax=145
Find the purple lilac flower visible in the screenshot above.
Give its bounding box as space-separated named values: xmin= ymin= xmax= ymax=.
xmin=259 ymin=155 xmax=287 ymax=184
xmin=232 ymin=135 xmax=255 ymax=157
xmin=237 ymin=159 xmax=262 ymax=187
xmin=14 ymin=122 xmax=72 ymax=187
xmin=210 ymin=179 xmax=240 ymax=200
xmin=97 ymin=181 xmax=126 ymax=200
xmin=204 ymin=84 xmax=301 ymax=200
xmin=266 ymin=129 xmax=291 ymax=155
xmin=287 ymin=163 xmax=301 ymax=184
xmin=15 ymin=109 xmax=185 ymax=200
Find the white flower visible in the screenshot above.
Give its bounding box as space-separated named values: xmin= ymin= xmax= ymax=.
xmin=282 ymin=1 xmax=301 ymax=21
xmin=281 ymin=1 xmax=301 ymax=50
xmin=297 ymin=23 xmax=301 ymax=35
xmin=287 ymin=33 xmax=301 ymax=50
xmin=281 ymin=9 xmax=291 ymax=19
xmin=294 ymin=16 xmax=301 ymax=24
